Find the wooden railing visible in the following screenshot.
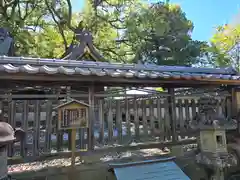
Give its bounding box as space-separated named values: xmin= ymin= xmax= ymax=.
xmin=1 ymin=92 xmax=232 ymax=164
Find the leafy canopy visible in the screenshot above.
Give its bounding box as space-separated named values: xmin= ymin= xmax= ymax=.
xmin=0 ymin=0 xmax=206 ymax=66
xmin=209 ymin=23 xmax=240 ymax=70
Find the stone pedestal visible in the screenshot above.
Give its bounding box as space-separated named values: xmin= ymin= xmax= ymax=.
xmin=211 ymin=168 xmax=225 ymax=180
xmin=0 ymin=147 xmax=8 ymax=180
xmin=171 ymin=145 xmax=184 ymax=157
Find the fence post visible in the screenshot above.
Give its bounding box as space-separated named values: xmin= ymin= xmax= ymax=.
xmin=167 ymin=88 xmax=177 ymax=142
xmin=88 ymin=84 xmax=95 ymax=150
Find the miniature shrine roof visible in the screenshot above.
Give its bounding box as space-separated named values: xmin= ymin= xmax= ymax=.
xmin=54 ymin=99 xmax=89 ymax=109
xmin=0 ymin=56 xmax=240 ymax=86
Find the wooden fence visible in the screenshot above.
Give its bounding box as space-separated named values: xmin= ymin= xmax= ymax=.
xmin=1 ymin=92 xmax=232 ymax=162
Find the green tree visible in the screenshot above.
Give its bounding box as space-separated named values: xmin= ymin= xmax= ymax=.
xmin=1 ymin=0 xmax=207 ymax=66
xmin=209 ymin=24 xmax=240 ymax=70
xmin=0 ymin=0 xmax=73 ymax=57
xmin=123 ymin=3 xmax=207 ymax=66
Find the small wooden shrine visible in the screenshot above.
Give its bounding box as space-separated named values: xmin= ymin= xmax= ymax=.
xmin=55 ymin=99 xmax=89 ymax=130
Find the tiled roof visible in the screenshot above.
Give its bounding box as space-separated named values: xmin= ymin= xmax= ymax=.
xmin=109 ymin=157 xmax=190 ymax=180
xmin=0 ymin=56 xmax=239 ymax=81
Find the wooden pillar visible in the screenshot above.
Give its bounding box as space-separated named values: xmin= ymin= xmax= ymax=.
xmin=66 ymin=86 xmax=72 ymax=151
xmin=0 ymin=100 xmax=3 ymax=121
xmin=167 ymin=88 xmax=177 ymax=142
xmin=88 ymin=84 xmax=95 ymax=150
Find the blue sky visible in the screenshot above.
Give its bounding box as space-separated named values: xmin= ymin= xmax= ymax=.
xmin=71 ymin=0 xmax=240 ymax=41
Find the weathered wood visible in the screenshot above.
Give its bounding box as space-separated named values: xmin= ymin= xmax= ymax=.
xmin=0 ymin=100 xmax=3 ymax=120
xmin=116 ymin=100 xmax=122 ymax=143
xmin=142 ymin=99 xmax=148 ymax=137
xmin=88 ymin=85 xmax=95 ymax=150
xmin=178 ymin=99 xmax=184 ymax=130
xmin=11 ymin=128 xmax=198 ymax=151
xmin=191 ymin=99 xmax=197 ymax=127
xmin=4 ymin=89 xmax=231 ymax=160
xmin=125 ymin=93 xmax=131 ymax=139
xmin=10 ymin=95 xmax=229 ymax=115
xmin=149 ymin=99 xmax=155 ymax=136
xmin=44 ymin=100 xmax=52 ymax=152
xmin=107 ymin=98 xmax=113 ymax=143
xmin=98 ymin=100 xmax=104 ymax=144
xmin=168 ymin=88 xmax=177 ymax=142
xmin=33 ymin=100 xmax=41 ymax=157
xmin=0 ymin=93 xmax=230 ymax=100
xmin=71 ymin=129 xmax=77 ymax=167
xmin=163 ymin=99 xmax=170 ymax=140
xmin=21 ymin=100 xmax=28 ymax=157
xmin=133 ymin=97 xmax=139 ymax=139
xmin=78 ymin=128 xmax=85 ymax=150
xmin=66 ymin=86 xmax=72 ymax=151
xmin=156 ymin=99 xmax=163 ymax=134
xmin=55 ymin=95 xmax=63 ymax=152
xmin=8 ymin=98 xmax=15 ymax=157
xmin=184 ymin=99 xmax=190 ymax=125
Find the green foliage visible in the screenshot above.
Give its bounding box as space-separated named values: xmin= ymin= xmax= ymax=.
xmin=209 ymin=24 xmax=240 ymax=70
xmin=0 ymin=0 xmax=207 ymax=66
xmin=124 ymin=3 xmax=205 ymax=66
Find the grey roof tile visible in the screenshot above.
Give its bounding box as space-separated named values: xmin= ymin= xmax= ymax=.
xmin=0 ymin=56 xmax=239 ymax=82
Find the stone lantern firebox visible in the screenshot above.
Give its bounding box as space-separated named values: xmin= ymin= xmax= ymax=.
xmin=199 ymin=127 xmax=227 ymax=154
xmin=0 ymin=122 xmax=24 ymax=180
xmin=191 ymin=96 xmax=238 ymax=180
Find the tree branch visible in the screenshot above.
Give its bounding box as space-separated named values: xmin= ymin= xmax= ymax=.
xmin=45 ymin=0 xmax=68 ymax=50
xmin=95 ymin=12 xmax=125 ymax=29
xmin=65 ymin=0 xmax=73 ymax=30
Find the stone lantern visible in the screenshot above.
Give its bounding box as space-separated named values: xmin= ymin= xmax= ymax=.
xmin=0 ymin=122 xmax=24 ymax=180
xmin=191 ymin=96 xmax=238 ymax=180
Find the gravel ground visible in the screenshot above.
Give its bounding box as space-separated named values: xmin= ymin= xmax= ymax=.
xmin=8 ymin=148 xmax=169 ymax=173
xmin=8 ymin=143 xmax=197 ymax=174
xmin=8 ymin=157 xmax=82 ymax=173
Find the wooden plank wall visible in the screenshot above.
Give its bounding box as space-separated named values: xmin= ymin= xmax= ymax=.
xmin=95 ymin=96 xmax=230 ymax=145
xmin=2 ymin=94 xmax=231 ymax=160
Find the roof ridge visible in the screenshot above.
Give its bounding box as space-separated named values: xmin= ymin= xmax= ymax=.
xmin=0 ymin=56 xmax=237 ymax=75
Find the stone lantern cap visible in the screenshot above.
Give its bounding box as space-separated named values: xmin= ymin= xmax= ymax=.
xmin=0 ymin=122 xmax=24 ymax=147
xmin=191 ymin=116 xmax=237 ymax=131
xmin=190 ymin=96 xmax=237 ymax=130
